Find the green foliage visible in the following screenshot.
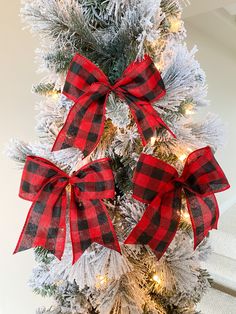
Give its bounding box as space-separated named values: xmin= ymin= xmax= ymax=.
xmin=111 ymin=155 xmax=133 ymax=196
xmin=34 ymin=284 xmax=57 ymax=298
xmin=33 ymin=83 xmax=56 ymax=95
xmin=43 ymin=50 xmax=74 ymax=73
xmin=179 ymin=220 xmax=193 ymax=237
xmin=80 ymin=0 xmax=115 ymax=29
xmin=34 ymin=247 xmax=55 ymax=264
xmin=192 ymin=269 xmax=213 ymax=303
xmin=22 ymin=0 xmax=146 ymax=81
xmin=153 ymin=142 xmax=179 ymax=165
xmin=160 ymin=0 xmax=181 ymax=17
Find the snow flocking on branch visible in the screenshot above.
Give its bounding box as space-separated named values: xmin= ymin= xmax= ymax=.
xmin=8 ymin=0 xmax=222 ymax=313
xmin=6 ymin=138 xmax=83 ymax=174
xmin=156 ymin=43 xmax=209 ymax=114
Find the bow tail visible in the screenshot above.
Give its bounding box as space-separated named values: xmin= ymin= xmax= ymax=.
xmin=185 ymin=190 xmax=219 ymax=249
xmin=128 ymin=101 xmax=176 ymax=145
xmin=125 ymin=191 xmax=181 ymax=259
xmin=52 ymin=92 xmax=107 ymax=157
xmin=14 ymin=188 xmax=67 ymax=260
xmin=70 ymin=192 xmax=121 ymax=264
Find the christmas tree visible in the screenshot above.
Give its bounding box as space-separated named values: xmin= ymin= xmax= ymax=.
xmin=8 ymin=0 xmax=230 ymax=313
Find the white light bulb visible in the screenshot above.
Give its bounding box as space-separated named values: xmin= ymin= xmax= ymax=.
xmin=96 ymin=275 xmax=108 ymax=288
xmin=179 ymin=154 xmax=187 ymax=162
xmin=150 ymin=137 xmax=156 ymax=146
xmin=185 ymin=108 xmax=194 ymax=115
xmin=182 ymin=211 xmax=190 ymax=220
xmin=169 ymin=17 xmax=182 ymax=33
xmin=152 ymin=274 xmax=161 ymax=284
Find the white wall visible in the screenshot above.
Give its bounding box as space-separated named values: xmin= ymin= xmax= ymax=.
xmin=185 ymin=21 xmax=236 ymax=212
xmin=0 ymin=3 xmax=235 ymax=314
xmin=0 ymin=2 xmax=51 ymax=314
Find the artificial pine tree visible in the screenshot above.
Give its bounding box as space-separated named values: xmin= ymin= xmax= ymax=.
xmin=8 ymin=1 xmax=230 ymax=313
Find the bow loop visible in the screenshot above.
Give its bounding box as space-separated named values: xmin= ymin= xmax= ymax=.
xmin=115 ymin=55 xmax=166 ymax=103
xmin=52 ymin=53 xmax=173 ymax=157
xmin=63 ymin=54 xmax=109 ymax=103
xmin=89 ymin=82 xmax=112 ymax=95
xmin=133 ymin=153 xmax=178 ymax=204
xmin=180 ymin=147 xmax=230 ymax=196
xmin=19 ymin=156 xmax=68 ymax=202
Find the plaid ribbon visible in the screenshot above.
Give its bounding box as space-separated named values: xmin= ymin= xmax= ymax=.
xmin=125 ymin=147 xmax=230 ymax=259
xmin=14 ymin=156 xmax=120 ymax=264
xmin=52 ymin=53 xmax=175 ymax=157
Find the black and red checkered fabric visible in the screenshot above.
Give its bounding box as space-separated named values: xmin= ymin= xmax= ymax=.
xmin=14 ymin=156 xmax=120 ymax=264
xmin=52 ymin=53 xmax=175 ymax=157
xmin=125 ymin=146 xmax=230 ymax=259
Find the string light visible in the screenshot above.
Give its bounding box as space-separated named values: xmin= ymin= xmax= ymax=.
xmin=180 ymin=102 xmax=196 ymax=116
xmin=184 ymin=103 xmax=195 ymax=115
xmin=96 ymin=275 xmax=108 ymax=289
xmin=66 ymin=183 xmax=72 ymax=193
xmin=150 ymin=131 xmax=158 ymax=146
xmin=185 ymin=108 xmax=194 ymax=115
xmin=56 ymin=279 xmax=64 ymax=287
xmin=169 ymin=16 xmax=182 ymax=33
xmin=150 ymin=136 xmax=156 ymax=146
xmin=182 ymin=210 xmax=190 ymax=221
xmin=179 ymin=153 xmax=187 ymax=162
xmin=48 ymin=90 xmax=60 ymax=99
xmin=152 ymin=273 xmax=161 ymax=285
xmin=154 ymin=61 xmax=164 ymax=72
xmin=178 ymin=148 xmax=193 ymax=162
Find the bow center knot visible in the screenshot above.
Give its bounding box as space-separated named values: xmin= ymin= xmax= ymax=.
xmin=100 ymin=82 xmax=118 ymax=93
xmin=174 ymin=179 xmax=184 ymax=189
xmin=161 ymin=180 xmax=183 ymax=195
xmin=96 ymin=81 xmax=123 ymax=96
xmin=68 ymin=176 xmax=78 ymax=186
xmin=90 ymin=81 xmax=114 ymax=94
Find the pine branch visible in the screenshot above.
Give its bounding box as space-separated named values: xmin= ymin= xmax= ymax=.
xmin=34 ymin=247 xmax=55 ymax=264
xmin=42 ymin=50 xmax=74 ymax=73
xmin=22 ymin=0 xmax=109 ymax=58
xmin=33 ymin=82 xmax=57 ymax=95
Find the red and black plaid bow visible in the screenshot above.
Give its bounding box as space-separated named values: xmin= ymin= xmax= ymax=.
xmin=52 ymin=53 xmax=175 ymax=157
xmin=125 ymin=147 xmax=230 ymax=259
xmin=14 ymin=156 xmax=120 ymax=264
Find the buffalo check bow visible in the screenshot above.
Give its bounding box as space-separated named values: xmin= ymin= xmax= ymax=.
xmin=52 ymin=53 xmax=175 ymax=157
xmin=125 ymin=147 xmax=230 ymax=259
xmin=14 ymin=156 xmax=120 ymax=264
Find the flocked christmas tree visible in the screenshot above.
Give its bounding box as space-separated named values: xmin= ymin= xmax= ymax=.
xmin=8 ymin=0 xmax=231 ymax=313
